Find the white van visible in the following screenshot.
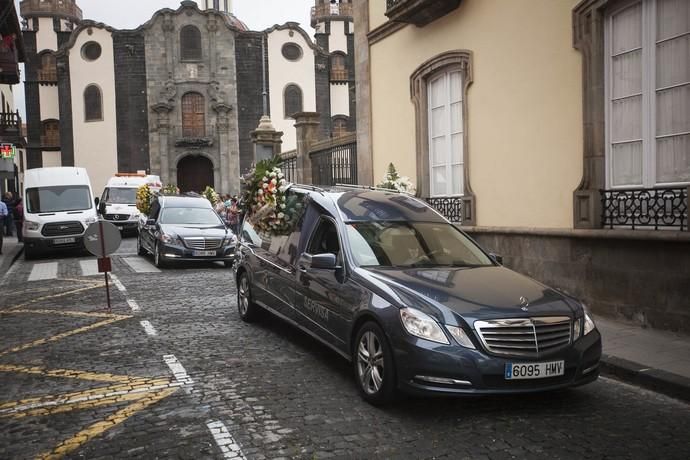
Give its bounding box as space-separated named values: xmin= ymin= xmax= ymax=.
xmin=23 ymin=167 xmax=98 ymax=260
xmin=99 ymin=173 xmax=161 ymax=234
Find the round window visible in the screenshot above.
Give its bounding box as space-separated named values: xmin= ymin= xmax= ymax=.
xmin=281 ymin=43 xmax=303 ymax=62
xmin=81 ymin=42 xmax=102 ymax=61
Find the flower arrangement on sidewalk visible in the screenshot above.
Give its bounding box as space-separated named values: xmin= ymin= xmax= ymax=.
xmin=241 ymin=156 xmax=299 ymax=235
xmin=377 ymin=163 xmax=416 ymax=194
xmin=203 ymin=186 xmax=220 ymax=206
xmin=161 ymin=184 xmax=180 ymax=196
xmin=136 ymin=184 xmax=153 ymax=215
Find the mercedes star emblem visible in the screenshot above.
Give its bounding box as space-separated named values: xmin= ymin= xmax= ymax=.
xmin=519 ymin=296 xmax=529 ymax=312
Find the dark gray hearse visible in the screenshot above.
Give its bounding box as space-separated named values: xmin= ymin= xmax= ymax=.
xmin=235 ymin=186 xmax=601 ymax=404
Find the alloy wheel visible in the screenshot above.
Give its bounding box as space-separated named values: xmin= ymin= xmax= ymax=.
xmin=357 ymin=331 xmax=385 ymax=395
xmin=238 ymin=275 xmax=249 ymax=316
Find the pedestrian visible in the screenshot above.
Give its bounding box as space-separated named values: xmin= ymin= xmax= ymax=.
xmin=0 ymin=198 xmax=6 ymax=254
xmin=1 ymin=191 xmax=14 ymax=237
xmin=12 ymin=197 xmax=23 ymax=243
xmin=227 ymin=196 xmax=240 ymax=234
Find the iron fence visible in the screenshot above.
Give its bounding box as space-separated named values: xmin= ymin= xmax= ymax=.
xmin=426 ymin=196 xmax=463 ymax=223
xmin=601 ymin=187 xmax=688 ymax=231
xmin=279 ymin=154 xmax=297 ymax=184
xmin=311 ymin=141 xmax=357 ymax=186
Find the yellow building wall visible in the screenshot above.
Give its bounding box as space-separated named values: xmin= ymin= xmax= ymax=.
xmin=369 ymin=0 xmax=583 ymax=229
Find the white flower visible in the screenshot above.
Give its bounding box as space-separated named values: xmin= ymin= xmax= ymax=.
xmin=258 ymin=189 xmax=264 ymax=195
xmin=263 ymin=183 xmax=268 ymax=188
xmin=271 ymin=178 xmax=277 ymax=185
xmin=278 ymin=212 xmax=285 ymax=219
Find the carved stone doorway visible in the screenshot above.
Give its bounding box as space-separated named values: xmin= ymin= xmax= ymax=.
xmin=177 ymin=155 xmax=214 ymax=193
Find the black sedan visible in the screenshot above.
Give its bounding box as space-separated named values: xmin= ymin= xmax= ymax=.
xmin=138 ymin=195 xmax=236 ymax=268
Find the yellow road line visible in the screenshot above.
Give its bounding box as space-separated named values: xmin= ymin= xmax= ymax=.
xmin=0 ymin=378 xmax=173 ymax=412
xmin=0 ymin=364 xmax=143 ymax=384
xmin=0 ymin=316 xmax=129 ymax=358
xmin=7 ymin=391 xmax=151 ymax=419
xmin=3 ymin=309 xmax=130 ymax=320
xmin=36 ymin=388 xmax=177 ymax=460
xmin=7 ymin=283 xmax=105 ymax=311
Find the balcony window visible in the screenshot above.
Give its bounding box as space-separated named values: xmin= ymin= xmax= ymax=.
xmin=41 ymin=119 xmax=60 ymax=147
xmin=330 ymin=53 xmax=348 ymax=81
xmin=38 ymin=52 xmax=57 ymax=82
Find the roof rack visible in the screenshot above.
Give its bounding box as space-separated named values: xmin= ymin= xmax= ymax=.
xmin=334 ymin=183 xmax=413 ymax=195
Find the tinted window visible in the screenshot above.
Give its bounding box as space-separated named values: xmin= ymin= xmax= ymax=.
xmin=26 ymin=186 xmax=92 ymax=213
xmin=346 ymin=221 xmax=492 ymax=268
xmin=105 ymin=187 xmax=137 ymax=204
xmin=159 ymin=207 xmax=222 ymax=226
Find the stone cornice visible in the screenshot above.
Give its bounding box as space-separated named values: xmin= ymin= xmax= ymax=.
xmin=262 ymin=22 xmax=329 ymax=57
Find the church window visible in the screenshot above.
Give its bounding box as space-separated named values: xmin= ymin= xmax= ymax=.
xmin=38 ymin=52 xmax=57 ymax=82
xmin=180 ymin=25 xmax=202 ymax=61
xmin=41 ymin=119 xmax=60 ymax=147
xmin=84 ymin=85 xmax=103 ymax=122
xmin=330 ymin=53 xmax=347 ymax=81
xmin=81 ymin=41 xmax=102 ymax=61
xmin=332 ymin=116 xmax=349 ymax=138
xmin=282 ymin=43 xmax=303 ymax=62
xmin=182 ymin=92 xmax=206 ymax=137
xmin=284 ymin=84 xmax=303 ymax=119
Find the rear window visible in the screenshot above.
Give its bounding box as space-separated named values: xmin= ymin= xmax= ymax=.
xmin=26 ymin=186 xmax=92 ymax=213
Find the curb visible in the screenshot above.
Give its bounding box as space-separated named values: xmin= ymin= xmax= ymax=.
xmin=601 ymin=354 xmax=690 ymax=404
xmin=0 ymin=243 xmax=23 ymax=274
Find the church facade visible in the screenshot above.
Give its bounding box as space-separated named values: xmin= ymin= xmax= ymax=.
xmin=20 ymin=0 xmax=355 ymax=194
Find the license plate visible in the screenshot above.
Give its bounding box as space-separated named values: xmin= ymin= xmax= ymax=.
xmin=505 ymin=360 xmax=564 ymax=380
xmin=193 ymin=250 xmax=216 ymax=257
xmin=53 ymin=237 xmax=76 ymax=245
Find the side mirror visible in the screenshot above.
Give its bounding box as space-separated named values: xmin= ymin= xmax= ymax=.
xmin=146 ymin=218 xmax=156 ymax=227
xmin=98 ymin=201 xmax=106 ymax=216
xmin=490 ymin=253 xmax=503 ymax=265
xmin=300 ymin=252 xmax=337 ymax=270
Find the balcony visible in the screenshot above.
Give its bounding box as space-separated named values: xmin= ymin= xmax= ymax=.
xmin=20 ymin=0 xmax=83 ymax=21
xmin=37 ymin=68 xmax=58 ymax=83
xmin=385 ymin=0 xmax=462 ymax=27
xmin=426 ymin=196 xmax=463 ymax=223
xmin=330 ymin=68 xmax=348 ymax=82
xmin=311 ymin=2 xmax=353 ymax=27
xmin=173 ymin=125 xmax=216 ymax=148
xmin=601 ymin=187 xmax=689 ymax=231
xmin=0 ymin=112 xmax=23 ymax=143
xmin=40 ymin=135 xmax=60 ymax=148
xmin=0 ymin=46 xmax=20 ymax=85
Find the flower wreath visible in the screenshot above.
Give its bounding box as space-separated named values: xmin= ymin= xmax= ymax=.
xmin=241 ymin=157 xmax=299 ymax=235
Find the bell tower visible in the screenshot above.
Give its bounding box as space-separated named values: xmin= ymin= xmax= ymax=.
xmin=195 ymin=0 xmax=233 ymax=14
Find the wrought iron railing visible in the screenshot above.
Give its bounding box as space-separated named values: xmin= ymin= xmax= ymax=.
xmin=279 ymin=150 xmax=297 ymax=184
xmin=426 ymin=196 xmax=463 ymax=223
xmin=311 ymin=141 xmax=357 ymax=186
xmin=601 ymin=187 xmax=688 ymax=231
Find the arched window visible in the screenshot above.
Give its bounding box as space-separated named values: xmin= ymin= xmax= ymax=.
xmin=330 ymin=53 xmax=347 ymax=81
xmin=180 ymin=25 xmax=202 ymax=61
xmin=332 ymin=116 xmax=349 ymax=138
xmin=182 ymin=92 xmax=206 ymax=137
xmin=284 ymin=84 xmax=303 ymax=119
xmin=84 ymin=85 xmax=103 ymax=121
xmin=41 ymin=119 xmax=60 ymax=147
xmin=38 ymin=52 xmax=57 ymax=82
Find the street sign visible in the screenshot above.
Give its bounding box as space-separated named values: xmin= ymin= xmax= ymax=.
xmin=0 ymin=144 xmax=16 ymax=159
xmin=84 ymin=221 xmax=122 ymax=257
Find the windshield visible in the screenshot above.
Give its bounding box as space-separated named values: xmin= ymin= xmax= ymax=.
xmin=26 ymin=186 xmax=92 ymax=213
xmin=159 ymin=207 xmax=223 ymax=226
xmin=104 ymin=187 xmax=137 ymax=204
xmin=346 ymin=221 xmax=493 ymax=268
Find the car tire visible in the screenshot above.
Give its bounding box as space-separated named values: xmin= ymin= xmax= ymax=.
xmin=237 ymin=271 xmax=260 ymax=322
xmin=24 ymin=246 xmax=35 ymax=261
xmin=137 ymin=234 xmax=146 ymax=256
xmin=154 ymin=242 xmax=166 ymax=268
xmin=353 ymin=321 xmax=398 ymax=405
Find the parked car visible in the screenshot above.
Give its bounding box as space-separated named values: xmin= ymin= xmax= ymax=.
xmin=23 ymin=167 xmax=98 ymax=260
xmin=137 ymin=195 xmax=236 ymax=268
xmin=235 ymin=185 xmax=601 ymax=405
xmin=98 ymin=173 xmax=162 ymax=235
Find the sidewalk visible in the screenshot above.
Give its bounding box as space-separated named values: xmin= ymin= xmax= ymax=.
xmin=0 ymin=235 xmax=23 ymax=276
xmin=595 ymin=315 xmax=690 ymax=403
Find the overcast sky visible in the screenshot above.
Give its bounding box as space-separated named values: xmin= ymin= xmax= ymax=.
xmin=13 ymin=0 xmax=315 ymax=116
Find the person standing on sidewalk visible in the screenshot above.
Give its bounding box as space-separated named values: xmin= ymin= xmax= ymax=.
xmin=0 ymin=198 xmax=7 ymax=254
xmin=12 ymin=197 xmax=23 ymax=243
xmin=1 ymin=192 xmax=14 ymax=237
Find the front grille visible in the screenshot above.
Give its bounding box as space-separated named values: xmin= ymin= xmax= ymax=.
xmin=41 ymin=221 xmax=84 ymax=237
xmin=183 ymin=237 xmax=222 ymax=250
xmin=474 ymin=317 xmax=572 ymax=358
xmin=105 ymin=214 xmax=132 ymax=221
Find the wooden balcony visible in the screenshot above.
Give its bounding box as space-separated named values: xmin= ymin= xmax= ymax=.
xmin=311 ymin=2 xmax=353 ymax=27
xmin=20 ymin=0 xmax=82 ymax=21
xmin=0 ymin=47 xmax=20 ymax=85
xmin=330 ymin=68 xmax=348 ymax=82
xmin=385 ymin=0 xmax=462 ymax=27
xmin=37 ymin=68 xmax=57 ymax=83
xmin=0 ymin=112 xmax=23 ymax=143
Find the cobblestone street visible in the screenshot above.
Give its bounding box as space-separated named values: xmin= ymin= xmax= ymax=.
xmin=1 ymin=239 xmax=689 ymax=460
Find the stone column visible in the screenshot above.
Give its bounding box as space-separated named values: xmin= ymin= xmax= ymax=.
xmin=207 ymin=16 xmax=218 ymax=78
xmin=293 ymin=112 xmax=321 ymax=185
xmin=214 ymin=103 xmax=234 ymax=194
xmin=250 ymin=115 xmax=284 ymax=164
xmin=162 ymin=14 xmax=175 ymax=80
xmin=353 ymin=0 xmax=374 ymax=186
xmin=152 ymin=103 xmax=174 ymax=185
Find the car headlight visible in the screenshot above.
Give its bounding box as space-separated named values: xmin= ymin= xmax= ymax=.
xmin=574 ymin=305 xmax=596 ymax=341
xmin=24 ymin=220 xmax=40 ymax=231
xmin=573 ymin=318 xmax=581 ymax=340
xmin=584 ymin=310 xmax=596 ymax=336
xmin=160 ymin=233 xmax=174 ymax=244
xmin=445 ymin=325 xmax=476 ymax=349
xmin=400 ymin=307 xmax=449 ymax=345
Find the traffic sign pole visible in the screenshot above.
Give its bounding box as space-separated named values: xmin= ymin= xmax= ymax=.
xmin=99 ymin=221 xmax=112 ymax=312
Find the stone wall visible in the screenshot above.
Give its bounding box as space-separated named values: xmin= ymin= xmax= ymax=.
xmin=464 ymin=228 xmax=690 ymax=334
xmin=234 ymin=32 xmax=264 ymax=176
xmin=113 ymin=31 xmax=149 ymax=174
